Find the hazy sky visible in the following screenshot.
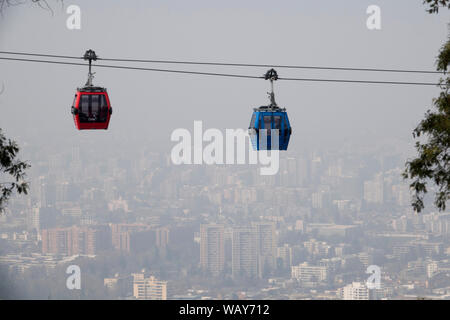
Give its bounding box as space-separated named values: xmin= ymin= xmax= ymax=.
xmin=0 ymin=0 xmax=449 ymax=155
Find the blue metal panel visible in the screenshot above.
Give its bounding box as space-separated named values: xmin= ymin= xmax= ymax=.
xmin=248 ymin=110 xmax=291 ymax=151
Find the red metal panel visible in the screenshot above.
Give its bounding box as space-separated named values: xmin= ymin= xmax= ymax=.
xmin=73 ymin=90 xmax=111 ymax=130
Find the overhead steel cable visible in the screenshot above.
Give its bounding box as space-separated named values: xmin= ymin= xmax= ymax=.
xmin=0 ymin=50 xmax=83 ymax=60
xmin=0 ymin=50 xmax=444 ymax=75
xmin=279 ymin=76 xmax=441 ymax=86
xmin=0 ymin=56 xmax=264 ymax=80
xmin=98 ymin=58 xmax=443 ymax=75
xmin=0 ymin=56 xmax=442 ymax=86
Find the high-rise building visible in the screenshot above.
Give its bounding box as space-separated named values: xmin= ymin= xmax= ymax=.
xmin=132 ymin=273 xmax=167 ymax=300
xmin=297 ymin=156 xmax=309 ymax=186
xmin=232 ymin=227 xmax=258 ymax=279
xmin=253 ymin=222 xmax=277 ymax=277
xmin=55 ymin=182 xmax=69 ymax=203
xmin=364 ymin=173 xmax=384 ymax=204
xmin=41 ymin=226 xmax=102 ymax=255
xmin=392 ymin=184 xmax=411 ymax=206
xmin=111 ymin=223 xmax=148 ymax=252
xmin=27 ymin=206 xmax=40 ymax=234
xmin=291 ymin=262 xmax=328 ymax=282
xmin=426 ymin=260 xmax=438 ymax=278
xmin=340 ymin=282 xmax=369 ymax=300
xmin=280 ymin=157 xmax=297 ymax=187
xmin=277 ymin=244 xmax=293 ymax=269
xmin=312 ymin=192 xmax=324 ymax=209
xmin=304 ymin=238 xmax=331 ymax=256
xmin=41 ymin=228 xmax=71 ymax=255
xmin=71 ymin=146 xmax=80 ymax=162
xmin=200 ymin=224 xmax=225 ymax=276
xmin=294 ymin=220 xmax=304 ymax=232
xmin=35 ymin=176 xmax=47 ymax=207
xmin=156 ymin=227 xmax=170 ymax=249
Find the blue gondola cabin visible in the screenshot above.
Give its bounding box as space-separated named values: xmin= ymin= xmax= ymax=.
xmin=248 ymin=106 xmax=292 ymax=150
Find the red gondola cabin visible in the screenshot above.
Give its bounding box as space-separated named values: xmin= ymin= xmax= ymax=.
xmin=71 ymin=86 xmax=112 ymax=130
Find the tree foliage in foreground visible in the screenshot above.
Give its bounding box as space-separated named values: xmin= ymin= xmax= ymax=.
xmin=0 ymin=0 xmax=63 ymax=15
xmin=404 ymin=40 xmax=450 ymax=212
xmin=0 ymin=129 xmax=29 ymax=213
xmin=424 ymin=0 xmax=450 ymax=13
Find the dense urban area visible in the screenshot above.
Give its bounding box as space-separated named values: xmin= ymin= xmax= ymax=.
xmin=0 ymin=136 xmax=449 ymax=300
